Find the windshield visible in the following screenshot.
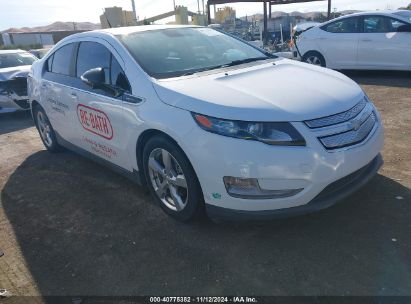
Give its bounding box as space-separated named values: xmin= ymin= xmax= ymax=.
xmin=393 ymin=11 xmax=411 ymax=22
xmin=118 ymin=27 xmax=271 ymax=79
xmin=0 ymin=52 xmax=37 ymax=69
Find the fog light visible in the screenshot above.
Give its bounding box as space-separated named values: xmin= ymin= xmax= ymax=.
xmin=223 ymin=176 xmax=303 ymax=200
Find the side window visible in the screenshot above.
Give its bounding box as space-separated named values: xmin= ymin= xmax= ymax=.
xmin=389 ymin=18 xmax=408 ymax=32
xmin=51 ymin=43 xmax=75 ymax=75
xmin=364 ymin=16 xmax=396 ymax=33
xmin=322 ymin=17 xmax=360 ymax=33
xmin=110 ymin=56 xmax=131 ymax=93
xmin=76 ymin=42 xmax=110 ymax=82
xmin=46 ymin=54 xmax=54 ymax=72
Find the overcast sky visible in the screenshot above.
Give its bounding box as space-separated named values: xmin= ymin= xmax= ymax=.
xmin=0 ymin=0 xmax=410 ymax=30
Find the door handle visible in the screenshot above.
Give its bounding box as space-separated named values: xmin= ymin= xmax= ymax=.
xmin=41 ymin=83 xmax=48 ymax=88
xmin=70 ymin=92 xmax=77 ymax=98
xmin=361 ymin=38 xmax=372 ymax=42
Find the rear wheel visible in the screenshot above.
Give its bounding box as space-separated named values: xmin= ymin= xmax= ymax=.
xmin=33 ymin=105 xmax=62 ymax=152
xmin=303 ymin=51 xmax=326 ymax=67
xmin=143 ymin=136 xmax=204 ymax=222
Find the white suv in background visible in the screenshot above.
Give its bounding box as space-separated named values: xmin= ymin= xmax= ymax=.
xmin=295 ymin=11 xmax=411 ymax=70
xmin=28 ymin=25 xmax=384 ymax=221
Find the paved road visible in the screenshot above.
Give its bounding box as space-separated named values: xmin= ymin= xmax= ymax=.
xmin=0 ymin=71 xmax=410 ymax=297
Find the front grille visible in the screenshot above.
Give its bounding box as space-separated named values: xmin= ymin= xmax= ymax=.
xmin=319 ymin=112 xmax=376 ymax=150
xmin=304 ymin=98 xmax=378 ymax=150
xmin=305 ymin=98 xmax=367 ymax=129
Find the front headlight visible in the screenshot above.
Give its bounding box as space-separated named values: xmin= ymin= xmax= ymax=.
xmin=192 ymin=113 xmax=306 ymax=146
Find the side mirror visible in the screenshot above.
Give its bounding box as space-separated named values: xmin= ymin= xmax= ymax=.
xmin=81 ymin=67 xmax=105 ymax=89
xmin=397 ymin=24 xmax=411 ymax=33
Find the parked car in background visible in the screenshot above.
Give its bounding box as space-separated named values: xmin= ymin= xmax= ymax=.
xmin=0 ymin=50 xmax=37 ymax=113
xmin=29 ymin=25 xmax=383 ymax=221
xmin=29 ymin=48 xmax=52 ymax=59
xmin=294 ymin=11 xmax=411 ymax=70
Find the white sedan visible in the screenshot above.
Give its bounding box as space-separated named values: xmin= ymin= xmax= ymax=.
xmin=29 ymin=25 xmax=383 ymax=221
xmin=294 ymin=10 xmax=411 ymax=70
xmin=0 ymin=50 xmax=37 ymax=113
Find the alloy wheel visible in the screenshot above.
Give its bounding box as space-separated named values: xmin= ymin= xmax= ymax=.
xmin=148 ymin=148 xmax=188 ymax=212
xmin=37 ymin=111 xmax=53 ymax=147
xmin=305 ymin=55 xmax=322 ymax=66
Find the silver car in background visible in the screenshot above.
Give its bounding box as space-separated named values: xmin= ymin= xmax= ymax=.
xmin=0 ymin=50 xmax=37 ymax=113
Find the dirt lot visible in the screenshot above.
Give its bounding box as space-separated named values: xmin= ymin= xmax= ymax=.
xmin=0 ymin=71 xmax=410 ymax=299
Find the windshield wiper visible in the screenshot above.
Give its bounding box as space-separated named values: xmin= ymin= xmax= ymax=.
xmin=224 ymin=56 xmax=269 ymax=67
xmin=180 ymin=57 xmax=269 ymax=77
xmin=180 ymin=64 xmax=229 ymax=76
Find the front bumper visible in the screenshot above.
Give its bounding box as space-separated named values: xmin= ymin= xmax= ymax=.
xmin=206 ymin=154 xmax=383 ymax=221
xmin=0 ymin=93 xmax=29 ymax=112
xmin=181 ymin=111 xmax=384 ymax=216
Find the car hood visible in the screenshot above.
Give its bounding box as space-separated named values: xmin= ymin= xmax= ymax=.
xmin=153 ymin=59 xmax=364 ymax=122
xmin=0 ymin=65 xmax=31 ymax=82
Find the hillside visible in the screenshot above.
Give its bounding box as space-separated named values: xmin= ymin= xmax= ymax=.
xmin=1 ymin=21 xmax=100 ymax=33
xmin=239 ymin=10 xmax=361 ymax=21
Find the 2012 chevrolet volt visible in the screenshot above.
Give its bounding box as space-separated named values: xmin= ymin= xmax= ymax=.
xmin=28 ymin=25 xmax=384 ymax=221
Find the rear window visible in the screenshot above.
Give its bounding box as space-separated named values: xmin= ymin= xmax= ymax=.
xmin=0 ymin=52 xmax=37 ymax=69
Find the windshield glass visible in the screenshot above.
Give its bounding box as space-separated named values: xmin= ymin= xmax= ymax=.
xmin=0 ymin=52 xmax=37 ymax=69
xmin=118 ymin=27 xmax=270 ymax=79
xmin=393 ymin=11 xmax=411 ymax=22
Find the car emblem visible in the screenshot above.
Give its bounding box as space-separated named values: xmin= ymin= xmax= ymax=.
xmin=350 ymin=119 xmax=361 ymax=131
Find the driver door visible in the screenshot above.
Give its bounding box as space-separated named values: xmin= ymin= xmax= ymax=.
xmin=69 ymin=40 xmax=132 ymax=170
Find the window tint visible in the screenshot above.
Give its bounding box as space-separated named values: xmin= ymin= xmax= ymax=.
xmin=47 ymin=54 xmax=54 ymax=72
xmin=389 ymin=18 xmax=408 ymax=31
xmin=76 ymin=42 xmax=110 ymax=81
xmin=118 ymin=28 xmax=269 ymax=79
xmin=76 ymin=41 xmax=131 ymax=95
xmin=111 ymin=56 xmax=131 ymax=92
xmin=363 ymin=16 xmax=403 ymax=33
xmin=323 ymin=17 xmax=360 ymax=33
xmin=51 ymin=43 xmax=75 ymax=75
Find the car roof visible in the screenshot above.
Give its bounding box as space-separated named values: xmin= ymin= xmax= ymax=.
xmin=0 ymin=49 xmax=27 ymax=55
xmin=320 ymin=10 xmax=410 ymax=25
xmin=72 ymin=24 xmax=200 ymax=39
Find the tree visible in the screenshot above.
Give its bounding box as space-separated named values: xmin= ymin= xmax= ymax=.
xmin=399 ymin=3 xmax=411 ymax=9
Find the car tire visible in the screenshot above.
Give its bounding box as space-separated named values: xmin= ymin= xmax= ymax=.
xmin=303 ymin=51 xmax=326 ymax=67
xmin=143 ymin=135 xmax=204 ymax=222
xmin=33 ymin=105 xmax=63 ymax=153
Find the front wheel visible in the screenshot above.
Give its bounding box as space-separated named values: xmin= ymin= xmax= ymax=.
xmin=143 ymin=136 xmax=204 ymax=222
xmin=33 ymin=105 xmax=63 ymax=152
xmin=303 ymin=51 xmax=326 ymax=67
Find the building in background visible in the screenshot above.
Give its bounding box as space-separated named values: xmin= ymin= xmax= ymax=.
xmin=100 ymin=7 xmax=137 ymax=29
xmin=215 ymin=7 xmax=236 ymax=24
xmin=1 ymin=30 xmax=86 ymax=47
xmin=137 ymin=6 xmax=206 ymax=26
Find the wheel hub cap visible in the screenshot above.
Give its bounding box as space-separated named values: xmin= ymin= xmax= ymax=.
xmin=148 ymin=148 xmax=188 ymax=212
xmin=37 ymin=111 xmax=53 ymax=147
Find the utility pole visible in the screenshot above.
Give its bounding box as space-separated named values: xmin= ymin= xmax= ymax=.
xmin=202 ymin=0 xmax=205 ymax=14
xmin=197 ymin=0 xmax=201 ymax=14
xmin=131 ymin=0 xmax=137 ymax=21
xmin=327 ymin=0 xmax=332 ymax=20
xmin=173 ymin=0 xmax=176 ymax=11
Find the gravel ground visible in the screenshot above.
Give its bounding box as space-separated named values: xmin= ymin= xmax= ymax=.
xmin=0 ymin=71 xmax=410 ymax=299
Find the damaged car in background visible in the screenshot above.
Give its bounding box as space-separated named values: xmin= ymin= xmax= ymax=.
xmin=0 ymin=50 xmax=37 ymax=113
